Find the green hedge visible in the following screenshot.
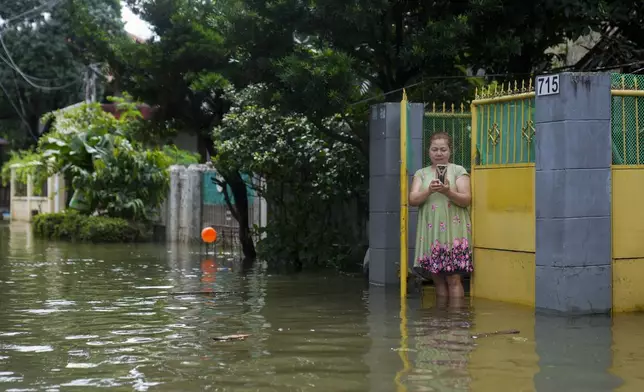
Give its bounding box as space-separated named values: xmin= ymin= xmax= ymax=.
xmin=32 ymin=211 xmax=150 ymax=243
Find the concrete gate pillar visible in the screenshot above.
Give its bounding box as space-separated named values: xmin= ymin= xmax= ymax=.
xmin=535 ymin=72 xmax=612 ymax=314
xmin=368 ymin=102 xmax=424 ymax=285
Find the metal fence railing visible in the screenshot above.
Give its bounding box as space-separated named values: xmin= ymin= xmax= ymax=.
xmin=423 ymin=103 xmax=472 ymax=172
xmin=472 ymin=81 xmax=536 ymax=166
xmin=611 ymin=73 xmax=644 ymax=165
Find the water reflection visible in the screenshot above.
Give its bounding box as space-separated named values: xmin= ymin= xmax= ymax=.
xmin=1 ymin=222 xmax=644 ymax=391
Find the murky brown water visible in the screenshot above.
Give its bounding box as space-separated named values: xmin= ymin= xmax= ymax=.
xmin=1 ymin=222 xmax=644 ymax=391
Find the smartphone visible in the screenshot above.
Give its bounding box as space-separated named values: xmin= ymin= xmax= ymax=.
xmin=436 ymin=164 xmax=447 ymax=184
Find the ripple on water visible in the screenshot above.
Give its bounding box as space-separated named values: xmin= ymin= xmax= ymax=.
xmin=65 ymin=363 xmax=99 ymax=369
xmin=123 ymin=337 xmax=160 ymax=345
xmin=22 ymin=309 xmax=67 ymax=315
xmin=0 ymin=332 xmax=30 ymax=337
xmin=134 ymin=286 xmax=174 ymax=290
xmin=0 ymin=371 xmax=23 ymax=384
xmin=44 ymin=300 xmax=76 ymax=307
xmin=65 ymin=335 xmax=99 ymax=340
xmin=60 ymin=378 xmax=123 ymax=388
xmin=1 ymin=345 xmax=53 ymax=353
xmin=110 ymin=327 xmax=172 ymax=336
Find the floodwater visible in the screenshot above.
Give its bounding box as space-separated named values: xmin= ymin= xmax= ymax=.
xmin=1 ymin=222 xmax=644 ymax=391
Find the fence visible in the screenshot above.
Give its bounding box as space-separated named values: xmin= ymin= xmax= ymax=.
xmin=165 ymin=165 xmax=266 ymax=247
xmin=610 ymin=73 xmax=644 ymax=312
xmin=469 ymin=81 xmax=536 ymax=306
xmin=201 ymin=170 xmax=264 ymax=248
xmin=389 ymin=72 xmax=644 ymax=313
xmin=473 ymin=82 xmax=536 ymax=165
xmin=423 ymin=103 xmax=472 ymax=171
xmin=7 ymin=165 xmax=66 ymax=221
xmin=611 ymin=73 xmax=644 ymax=165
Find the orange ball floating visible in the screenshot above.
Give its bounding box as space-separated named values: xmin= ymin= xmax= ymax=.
xmin=201 ymin=227 xmax=217 ymax=243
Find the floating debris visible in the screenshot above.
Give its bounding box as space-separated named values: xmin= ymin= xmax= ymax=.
xmin=471 ymin=329 xmax=520 ymax=339
xmin=212 ymin=334 xmax=249 ymax=342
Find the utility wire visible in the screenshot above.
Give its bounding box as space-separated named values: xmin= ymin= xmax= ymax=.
xmin=0 ymin=77 xmax=38 ymax=140
xmin=0 ymin=31 xmax=81 ymax=91
xmin=0 ymin=0 xmax=81 ymax=91
xmin=1 ymin=0 xmax=62 ymax=25
xmin=349 ymin=60 xmax=644 ymax=108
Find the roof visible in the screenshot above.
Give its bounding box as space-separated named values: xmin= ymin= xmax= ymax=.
xmin=100 ymin=103 xmax=154 ymax=120
xmin=38 ymin=101 xmax=155 ymax=135
xmin=573 ymin=27 xmax=641 ymax=73
xmin=127 ymin=32 xmax=146 ymax=44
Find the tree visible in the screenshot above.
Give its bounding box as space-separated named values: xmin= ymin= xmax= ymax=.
xmin=226 ymin=0 xmax=475 ymax=106
xmin=115 ymin=0 xmax=259 ymax=258
xmin=0 ymin=0 xmax=124 ymax=147
xmin=109 ymin=0 xmax=612 ymax=270
xmin=213 ymin=84 xmax=366 ymax=270
xmin=465 ymin=0 xmax=604 ymax=76
xmin=570 ymin=1 xmax=644 ymax=72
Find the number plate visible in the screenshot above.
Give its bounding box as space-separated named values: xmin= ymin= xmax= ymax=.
xmin=536 ymin=74 xmax=560 ymax=96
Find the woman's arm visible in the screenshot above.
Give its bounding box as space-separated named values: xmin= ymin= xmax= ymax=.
xmin=444 ymin=175 xmax=471 ymax=207
xmin=409 ymin=173 xmax=432 ymax=206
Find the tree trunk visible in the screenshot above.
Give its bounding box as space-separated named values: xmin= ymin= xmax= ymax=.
xmin=226 ymin=171 xmax=257 ymax=261
xmin=205 ymin=141 xmax=257 ymax=261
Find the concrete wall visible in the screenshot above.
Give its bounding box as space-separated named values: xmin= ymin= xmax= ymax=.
xmin=9 ymin=170 xmax=66 ymax=222
xmin=166 ymin=164 xmax=266 ymax=244
xmin=368 ymin=102 xmax=423 ymax=285
xmin=468 ymin=73 xmax=615 ymax=314
xmin=167 ymin=165 xmax=204 ymax=243
xmin=534 ymin=73 xmax=612 ymax=314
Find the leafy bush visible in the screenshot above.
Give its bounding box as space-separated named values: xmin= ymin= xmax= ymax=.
xmin=213 ymin=85 xmax=367 ymax=271
xmin=0 ymin=149 xmax=47 ymax=190
xmin=162 ymin=145 xmax=201 ymax=166
xmin=1 ymin=98 xmax=199 ymax=222
xmin=32 ymin=211 xmax=148 ymax=243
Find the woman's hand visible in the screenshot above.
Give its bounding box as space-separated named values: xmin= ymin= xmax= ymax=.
xmin=430 ymin=179 xmax=450 ymax=194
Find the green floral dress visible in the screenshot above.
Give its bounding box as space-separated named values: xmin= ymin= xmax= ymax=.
xmin=413 ymin=164 xmax=473 ymax=276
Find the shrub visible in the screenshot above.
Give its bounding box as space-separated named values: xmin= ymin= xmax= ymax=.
xmin=32 ymin=211 xmax=149 ymax=243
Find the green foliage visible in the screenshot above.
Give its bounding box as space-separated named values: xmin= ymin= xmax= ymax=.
xmin=213 ymin=85 xmax=366 ymax=269
xmin=1 ymin=100 xmax=197 ymax=221
xmin=0 ymin=0 xmax=124 ymax=144
xmin=110 ymin=0 xmax=635 ymax=271
xmin=32 ymin=210 xmax=148 ymax=243
xmin=161 ymin=145 xmax=201 ymax=166
xmin=214 ymin=85 xmax=364 ymax=199
xmin=0 ymin=149 xmax=45 ymax=187
xmin=115 ymin=0 xmax=232 ymax=137
xmin=39 ymin=101 xmax=172 ymax=220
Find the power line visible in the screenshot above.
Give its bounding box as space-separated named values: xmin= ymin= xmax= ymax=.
xmin=0 ymin=31 xmax=81 ymax=91
xmin=349 ymin=61 xmax=644 ymax=108
xmin=1 ymin=0 xmax=62 ymax=25
xmin=0 ymin=0 xmax=82 ymax=91
xmin=0 ymin=53 xmax=55 ymax=82
xmin=0 ymin=77 xmax=38 ymax=140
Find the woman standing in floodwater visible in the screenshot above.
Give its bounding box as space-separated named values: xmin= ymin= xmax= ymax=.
xmin=409 ymin=132 xmax=473 ymax=299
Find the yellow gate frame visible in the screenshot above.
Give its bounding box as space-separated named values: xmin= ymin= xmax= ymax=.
xmin=399 ymin=90 xmax=409 ymax=298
